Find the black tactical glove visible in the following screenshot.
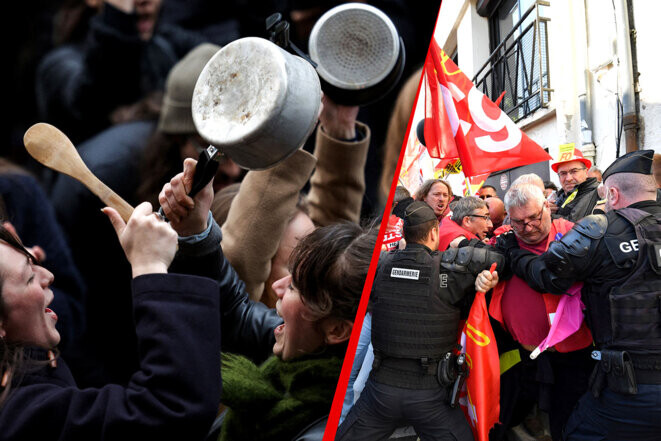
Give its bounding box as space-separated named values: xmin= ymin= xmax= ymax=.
xmin=440 ymin=243 xmax=505 ymax=275
xmin=495 ymin=230 xmax=520 ymax=258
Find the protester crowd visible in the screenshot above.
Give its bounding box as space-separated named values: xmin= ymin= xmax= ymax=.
xmin=3 ymin=2 xmax=661 ymax=441
xmin=0 ymin=1 xmax=442 ymax=440
xmin=342 ymin=148 xmax=661 ymax=441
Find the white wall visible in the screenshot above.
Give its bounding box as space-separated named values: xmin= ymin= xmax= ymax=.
xmin=633 ymin=0 xmax=661 ymax=151
xmin=432 ymin=0 xmax=660 ymax=182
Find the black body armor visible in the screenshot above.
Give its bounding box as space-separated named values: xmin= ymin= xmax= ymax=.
xmin=606 ymin=207 xmax=661 ymax=352
xmin=371 ymin=247 xmax=459 ymax=360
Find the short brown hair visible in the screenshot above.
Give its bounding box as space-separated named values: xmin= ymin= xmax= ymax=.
xmin=289 ymin=223 xmax=377 ymax=322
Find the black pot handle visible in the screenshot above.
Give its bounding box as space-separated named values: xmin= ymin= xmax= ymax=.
xmin=266 ymin=13 xmax=318 ymax=68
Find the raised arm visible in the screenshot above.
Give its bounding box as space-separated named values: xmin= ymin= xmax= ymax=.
xmin=160 ymin=159 xmax=283 ymax=362
xmin=308 ymin=95 xmax=370 ymax=226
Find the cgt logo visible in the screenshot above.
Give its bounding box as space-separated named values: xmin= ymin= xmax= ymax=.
xmin=619 ymin=239 xmax=639 ymax=253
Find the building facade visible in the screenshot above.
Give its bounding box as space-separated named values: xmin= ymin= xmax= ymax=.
xmin=434 ymin=0 xmax=661 ymax=193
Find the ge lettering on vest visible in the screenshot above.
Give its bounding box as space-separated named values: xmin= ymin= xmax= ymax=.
xmin=619 ymin=239 xmax=639 ymax=253
xmin=390 ymin=267 xmax=420 ymax=280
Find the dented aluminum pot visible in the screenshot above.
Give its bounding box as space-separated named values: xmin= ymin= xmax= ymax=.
xmin=192 ymin=37 xmax=321 ymax=170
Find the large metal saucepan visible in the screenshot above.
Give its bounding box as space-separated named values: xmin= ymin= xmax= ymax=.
xmin=192 ymin=37 xmax=321 ymax=170
xmin=307 ymin=3 xmax=405 ymax=106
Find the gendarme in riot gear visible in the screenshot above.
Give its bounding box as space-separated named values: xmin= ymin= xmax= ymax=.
xmin=337 ymin=200 xmax=503 ymax=441
xmin=371 ymin=240 xmax=504 ymax=388
xmin=498 ymin=149 xmax=661 ymax=440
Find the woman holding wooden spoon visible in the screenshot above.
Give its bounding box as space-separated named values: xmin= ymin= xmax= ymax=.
xmin=0 ymin=202 xmax=222 ymax=441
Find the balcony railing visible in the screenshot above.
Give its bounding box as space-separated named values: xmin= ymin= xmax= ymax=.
xmin=473 ymin=1 xmax=552 ymax=122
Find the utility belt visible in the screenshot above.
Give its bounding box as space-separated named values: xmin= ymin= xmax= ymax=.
xmin=589 ymin=349 xmax=661 ymax=397
xmin=373 ymin=348 xmax=469 ymax=406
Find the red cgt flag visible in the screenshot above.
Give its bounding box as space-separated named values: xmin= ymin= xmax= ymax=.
xmin=459 ymin=264 xmax=500 ymax=441
xmin=423 ymin=51 xmax=459 ymax=166
xmin=424 ymin=39 xmax=551 ymax=177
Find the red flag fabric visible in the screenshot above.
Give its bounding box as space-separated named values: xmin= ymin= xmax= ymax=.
xmin=399 ymin=132 xmax=427 ymax=192
xmin=460 ymin=290 xmax=500 ymax=441
xmin=425 ymin=38 xmax=551 ymax=178
xmin=423 ymin=53 xmax=460 ymax=162
xmin=382 ymin=214 xmax=403 ymax=251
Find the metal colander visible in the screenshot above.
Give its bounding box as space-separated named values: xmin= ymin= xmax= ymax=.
xmin=308 ymin=3 xmax=400 ymax=90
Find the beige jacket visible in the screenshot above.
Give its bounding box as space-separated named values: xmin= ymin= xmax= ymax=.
xmin=219 ymin=122 xmax=371 ymax=302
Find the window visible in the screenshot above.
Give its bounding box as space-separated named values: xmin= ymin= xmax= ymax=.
xmin=474 ymin=0 xmax=552 ymax=122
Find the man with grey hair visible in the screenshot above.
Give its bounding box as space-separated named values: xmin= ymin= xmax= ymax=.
xmin=490 ymin=184 xmax=594 ymax=440
xmin=493 ymin=150 xmax=661 ymax=440
xmin=587 ymin=166 xmax=602 ymax=183
xmin=437 ymin=197 xmax=492 ymax=250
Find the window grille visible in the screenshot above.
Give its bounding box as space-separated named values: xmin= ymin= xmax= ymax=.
xmin=473 ymin=1 xmax=552 ymax=122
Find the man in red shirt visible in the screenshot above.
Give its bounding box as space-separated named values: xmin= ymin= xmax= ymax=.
xmin=437 ymin=197 xmax=492 ymax=250
xmin=489 ymin=184 xmax=595 ymax=441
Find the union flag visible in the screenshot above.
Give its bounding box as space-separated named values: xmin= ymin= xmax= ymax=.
xmin=458 ymin=265 xmax=500 ymax=441
xmin=423 ymin=39 xmax=551 ymax=178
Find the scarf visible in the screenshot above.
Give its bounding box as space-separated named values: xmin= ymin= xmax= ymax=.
xmin=218 ymin=349 xmax=344 ymax=441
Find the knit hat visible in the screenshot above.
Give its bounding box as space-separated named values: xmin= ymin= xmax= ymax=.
xmin=551 ymin=147 xmax=592 ymax=173
xmin=602 ymin=149 xmax=654 ymax=182
xmin=158 ymin=43 xmax=221 ymax=134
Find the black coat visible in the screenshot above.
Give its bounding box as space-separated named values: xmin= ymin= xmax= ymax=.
xmin=555 ymin=177 xmax=601 ymax=222
xmin=35 ymin=3 xmax=206 ymax=143
xmin=171 ymin=218 xmax=283 ymax=363
xmin=0 ymin=273 xmax=221 ymax=441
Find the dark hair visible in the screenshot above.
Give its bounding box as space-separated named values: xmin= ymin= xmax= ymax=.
xmin=289 ymin=222 xmax=376 ymax=322
xmin=403 ymin=218 xmax=438 ymax=244
xmin=543 ymin=181 xmax=558 ymax=191
xmin=481 ymin=185 xmax=497 ymax=192
xmin=0 ymin=225 xmax=37 ymax=408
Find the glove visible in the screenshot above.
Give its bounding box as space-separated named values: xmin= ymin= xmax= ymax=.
xmin=495 ymin=230 xmax=519 ymax=257
xmin=392 ymin=197 xmax=414 ymax=219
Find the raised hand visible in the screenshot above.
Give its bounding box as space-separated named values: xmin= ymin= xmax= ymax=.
xmin=103 ymin=202 xmax=177 ymax=277
xmin=158 ymin=158 xmax=214 ymax=237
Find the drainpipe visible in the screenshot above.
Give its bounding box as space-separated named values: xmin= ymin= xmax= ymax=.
xmin=614 ymin=0 xmax=640 ymax=153
xmin=578 ymin=0 xmax=595 ymax=164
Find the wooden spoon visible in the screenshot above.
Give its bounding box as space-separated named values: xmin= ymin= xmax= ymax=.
xmin=24 ymin=123 xmax=134 ymax=222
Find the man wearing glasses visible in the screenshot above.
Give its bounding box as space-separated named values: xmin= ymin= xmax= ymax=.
xmin=551 ymin=148 xmax=600 ymax=221
xmin=486 ymin=184 xmax=594 ymax=441
xmin=494 ymin=150 xmax=661 ymax=440
xmin=437 ymin=197 xmax=492 ymax=250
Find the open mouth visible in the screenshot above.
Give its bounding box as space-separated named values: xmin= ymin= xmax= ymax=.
xmin=45 ymin=307 xmax=58 ymax=322
xmin=274 ymin=323 xmax=285 ymax=336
